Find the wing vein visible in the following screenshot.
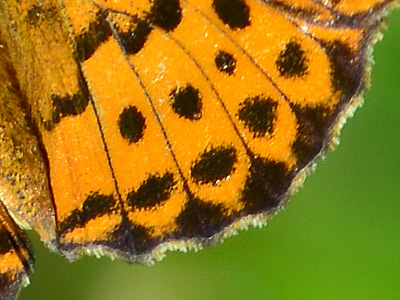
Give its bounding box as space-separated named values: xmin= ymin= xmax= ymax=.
xmin=106 ymin=16 xmax=194 ymax=200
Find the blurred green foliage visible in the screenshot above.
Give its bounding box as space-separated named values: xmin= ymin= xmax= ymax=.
xmin=20 ymin=9 xmax=400 ymax=300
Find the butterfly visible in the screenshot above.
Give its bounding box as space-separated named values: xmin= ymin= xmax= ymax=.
xmin=0 ymin=0 xmax=398 ymax=299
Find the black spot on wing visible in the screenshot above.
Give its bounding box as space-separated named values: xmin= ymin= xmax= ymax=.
xmin=107 ymin=222 xmax=156 ymax=257
xmin=238 ymin=96 xmax=277 ymax=138
xmin=241 ymin=156 xmax=290 ymax=213
xmin=58 ymin=193 xmax=116 ymax=235
xmin=74 ymin=11 xmax=113 ymax=62
xmin=170 ymin=85 xmax=202 ymax=120
xmin=127 ymin=173 xmax=176 ymax=209
xmin=0 ymin=229 xmax=13 ymax=255
xmin=58 ymin=220 xmax=158 ymax=259
xmin=276 ymin=41 xmax=308 ymax=78
xmin=290 ymin=104 xmax=333 ymax=167
xmin=118 ymin=106 xmax=146 ymax=144
xmin=118 ymin=20 xmax=153 ymax=55
xmin=175 ymin=198 xmax=228 ymax=239
xmin=191 ymin=146 xmax=237 ymax=185
xmin=149 ymin=0 xmax=182 ymax=31
xmin=212 ymin=0 xmax=251 ymax=29
xmin=215 ymin=50 xmax=237 ymax=75
xmin=45 ymin=70 xmax=90 ymax=130
xmin=118 ymin=0 xmax=182 ymax=55
xmin=50 ymin=91 xmax=89 ymax=125
xmin=323 ymin=40 xmax=358 ymax=94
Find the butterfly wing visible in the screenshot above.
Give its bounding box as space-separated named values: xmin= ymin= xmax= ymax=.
xmin=0 ymin=202 xmax=33 ymax=300
xmin=0 ymin=36 xmax=56 ymax=300
xmin=0 ymin=0 xmax=397 ymax=264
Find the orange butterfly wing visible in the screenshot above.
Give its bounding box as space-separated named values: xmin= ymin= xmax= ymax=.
xmin=0 ymin=0 xmax=398 ymax=298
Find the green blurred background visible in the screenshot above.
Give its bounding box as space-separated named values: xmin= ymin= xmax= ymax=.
xmin=20 ymin=9 xmax=400 ymax=300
